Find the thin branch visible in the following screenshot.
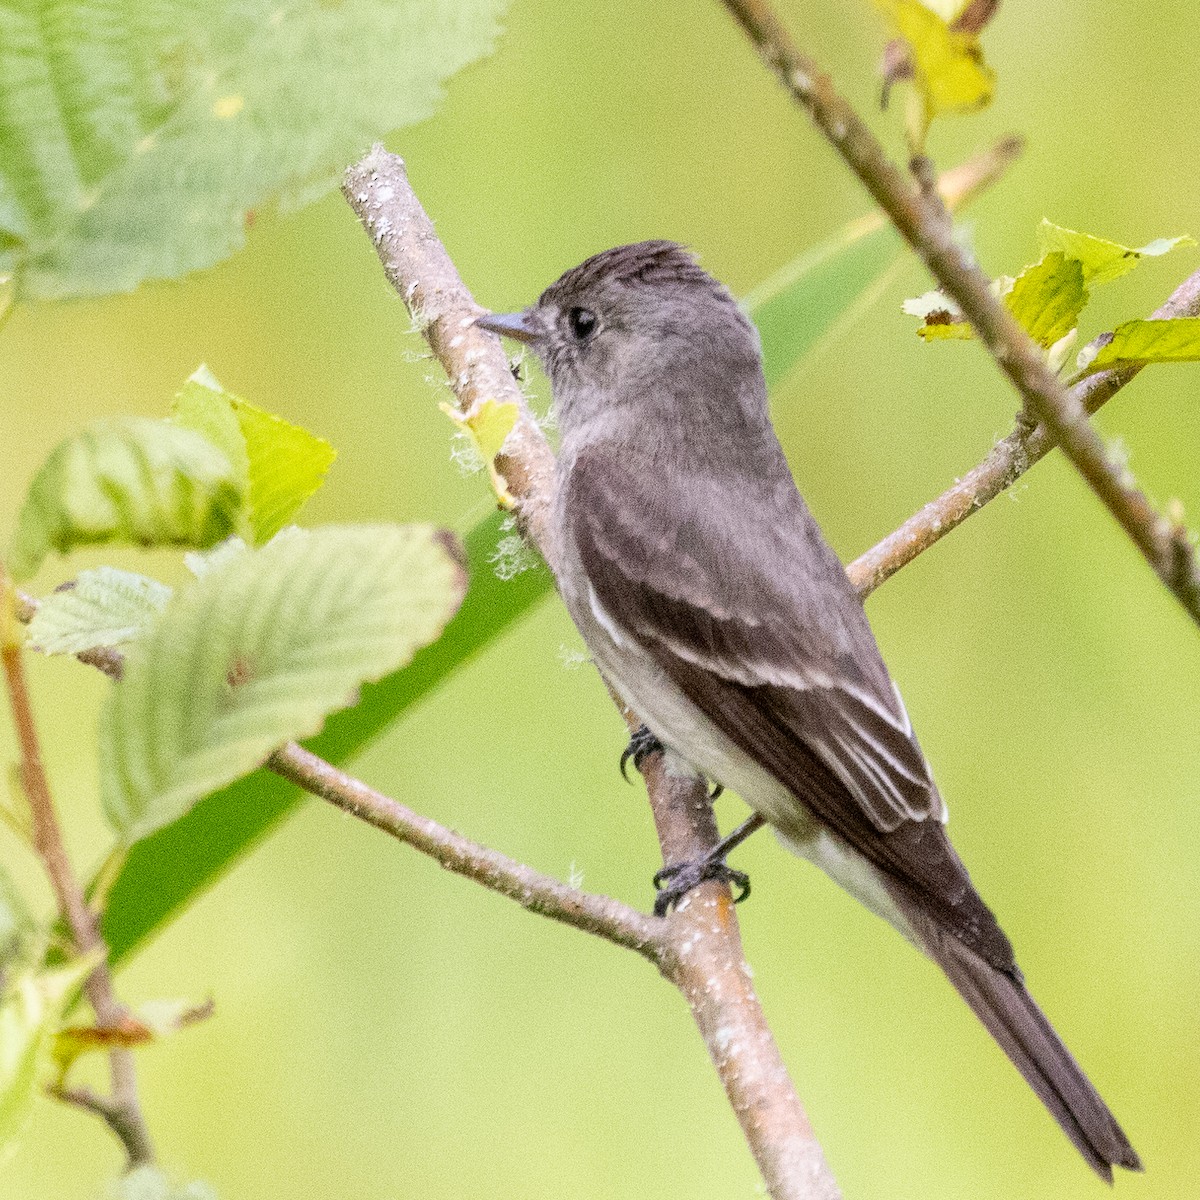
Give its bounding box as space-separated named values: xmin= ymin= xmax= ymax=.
xmin=268 ymin=743 xmax=661 ymax=956
xmin=849 ymin=264 xmax=1200 ymax=594
xmin=1 ymin=576 xmax=155 ymax=1170
xmin=342 ymin=146 xmax=842 ymax=1200
xmin=718 ymin=0 xmax=1200 ymax=624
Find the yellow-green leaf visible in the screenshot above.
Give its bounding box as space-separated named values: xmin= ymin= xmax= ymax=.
xmin=0 ymin=957 xmax=96 ymax=1165
xmin=440 ymin=399 xmax=520 ymax=506
xmin=873 ymin=0 xmax=994 ymax=137
xmin=7 ymin=419 xmax=244 ymax=581
xmin=1087 ymin=318 xmax=1200 ymax=372
xmin=172 ymin=368 xmax=336 ymax=544
xmin=1037 ymin=220 xmax=1195 ymax=286
xmin=1006 ymin=252 xmax=1087 ymax=349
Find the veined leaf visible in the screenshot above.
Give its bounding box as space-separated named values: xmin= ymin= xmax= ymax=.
xmin=0 ymin=0 xmax=513 ymax=299
xmin=27 ymin=567 xmax=171 ymax=655
xmin=1085 ymin=317 xmax=1200 ymax=372
xmin=1037 ymin=220 xmax=1195 ymax=286
xmin=8 ymin=418 xmax=243 ymax=581
xmin=172 ymin=367 xmax=335 ymax=543
xmin=100 ymin=525 xmax=467 ymax=846
xmin=1006 ymin=252 xmax=1087 ymax=349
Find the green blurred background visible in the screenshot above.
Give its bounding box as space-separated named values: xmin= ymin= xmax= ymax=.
xmin=3 ymin=1 xmax=1199 ymax=1197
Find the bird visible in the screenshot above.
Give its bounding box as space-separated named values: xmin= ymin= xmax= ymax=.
xmin=475 ymin=240 xmax=1140 ymax=1180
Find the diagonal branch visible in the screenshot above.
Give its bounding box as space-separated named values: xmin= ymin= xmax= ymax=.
xmin=718 ymin=0 xmax=1200 ymax=624
xmin=342 ymin=146 xmax=841 ymax=1200
xmin=849 ymin=265 xmax=1200 ymax=594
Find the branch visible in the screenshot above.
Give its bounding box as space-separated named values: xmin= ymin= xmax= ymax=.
xmin=1 ymin=575 xmax=155 ymax=1170
xmin=849 ymin=265 xmax=1200 ymax=594
xmin=342 ymin=147 xmax=841 ymax=1200
xmin=719 ymin=0 xmax=1200 ymax=624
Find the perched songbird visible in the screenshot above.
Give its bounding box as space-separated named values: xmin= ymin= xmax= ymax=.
xmin=476 ymin=241 xmax=1140 ymax=1180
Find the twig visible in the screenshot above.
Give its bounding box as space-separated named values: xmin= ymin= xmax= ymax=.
xmin=849 ymin=265 xmax=1200 ymax=594
xmin=342 ymin=146 xmax=842 ymax=1200
xmin=718 ymin=0 xmax=1200 ymax=625
xmin=1 ymin=576 xmax=155 ymax=1170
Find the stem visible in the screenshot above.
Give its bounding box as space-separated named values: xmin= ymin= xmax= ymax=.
xmin=1 ymin=575 xmax=155 ymax=1169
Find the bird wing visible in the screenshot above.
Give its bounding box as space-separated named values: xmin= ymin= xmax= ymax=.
xmin=568 ymin=446 xmax=1015 ymax=969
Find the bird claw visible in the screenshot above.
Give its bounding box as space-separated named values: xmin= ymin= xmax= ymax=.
xmin=652 ymin=857 xmax=751 ymax=917
xmin=620 ymin=724 xmax=663 ymax=781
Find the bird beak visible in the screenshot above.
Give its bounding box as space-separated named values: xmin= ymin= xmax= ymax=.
xmin=475 ymin=311 xmax=538 ymax=344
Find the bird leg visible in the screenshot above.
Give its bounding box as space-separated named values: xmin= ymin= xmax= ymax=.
xmin=620 ymin=724 xmax=724 ymax=799
xmin=652 ymin=812 xmax=768 ymax=917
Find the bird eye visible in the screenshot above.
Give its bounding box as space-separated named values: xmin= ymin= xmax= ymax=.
xmin=567 ymin=307 xmax=597 ymax=340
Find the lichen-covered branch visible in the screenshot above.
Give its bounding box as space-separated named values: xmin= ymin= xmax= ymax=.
xmin=719 ymin=0 xmax=1200 ymax=625
xmin=343 ymin=145 xmax=842 ymax=1200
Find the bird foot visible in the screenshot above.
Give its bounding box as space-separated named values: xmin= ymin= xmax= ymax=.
xmin=652 ymin=856 xmax=751 ymax=917
xmin=619 ymin=724 xmax=663 ymax=780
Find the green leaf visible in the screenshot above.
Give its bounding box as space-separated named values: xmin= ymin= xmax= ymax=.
xmin=1085 ymin=317 xmax=1200 ymax=372
xmin=1 ymin=0 xmax=512 ymax=299
xmin=26 ymin=567 xmax=171 ymax=655
xmin=100 ymin=524 xmax=467 ymax=845
xmin=8 ymin=418 xmax=244 ymax=581
xmin=172 ymin=366 xmax=336 ymax=544
xmin=106 ymin=1166 xmax=217 ymax=1200
xmin=0 ymin=868 xmax=34 ymax=972
xmin=1037 ymin=220 xmax=1195 ymax=287
xmin=0 ymin=957 xmax=95 ymax=1166
xmin=99 ymin=509 xmax=550 ymax=966
xmin=1006 ymin=252 xmax=1087 ymax=349
xmin=872 ymin=0 xmax=994 ymax=140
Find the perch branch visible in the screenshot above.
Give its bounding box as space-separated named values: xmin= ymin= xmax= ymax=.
xmin=342 ymin=146 xmax=841 ymax=1200
xmin=1 ymin=576 xmax=155 ymax=1170
xmin=719 ymin=0 xmax=1200 ymax=624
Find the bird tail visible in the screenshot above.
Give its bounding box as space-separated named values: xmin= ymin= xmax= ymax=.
xmin=895 ymin=897 xmax=1142 ymax=1181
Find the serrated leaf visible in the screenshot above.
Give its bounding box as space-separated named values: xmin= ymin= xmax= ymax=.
xmin=1006 ymin=252 xmax=1087 ymax=348
xmin=172 ymin=367 xmax=335 ymax=543
xmin=1 ymin=0 xmax=512 ymax=299
xmin=440 ymin=399 xmax=519 ymax=506
xmin=1036 ymin=220 xmax=1195 ymax=287
xmin=1086 ymin=317 xmax=1200 ymax=372
xmin=8 ymin=419 xmax=244 ymax=581
xmin=106 ymin=1167 xmax=218 ymax=1200
xmin=100 ymin=524 xmax=467 ymax=845
xmin=872 ymin=0 xmax=994 ymax=140
xmin=27 ymin=568 xmax=171 ymax=655
xmin=0 ymin=957 xmax=96 ymax=1166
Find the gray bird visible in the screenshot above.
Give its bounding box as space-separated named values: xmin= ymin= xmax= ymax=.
xmin=476 ymin=241 xmax=1140 ymax=1180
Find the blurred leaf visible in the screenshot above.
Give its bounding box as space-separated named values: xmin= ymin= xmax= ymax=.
xmin=0 ymin=867 xmax=33 ymax=971
xmin=100 ymin=509 xmax=551 ymax=966
xmin=53 ymin=997 xmax=212 ymax=1079
xmin=7 ymin=418 xmax=243 ymax=581
xmin=106 ymin=1167 xmax=217 ymax=1200
xmin=26 ymin=568 xmax=171 ymax=655
xmin=100 ymin=524 xmax=467 ymax=846
xmin=0 ymin=956 xmax=96 ymax=1166
xmin=173 ymin=366 xmax=336 ymax=543
xmin=1085 ymin=317 xmax=1200 ymax=372
xmin=872 ymin=0 xmax=994 ymax=142
xmin=1037 ymin=220 xmax=1195 ymax=286
xmin=184 ymin=537 xmax=249 ymax=578
xmin=0 ymin=0 xmax=513 ymax=299
xmin=1006 ymin=252 xmax=1087 ymax=348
